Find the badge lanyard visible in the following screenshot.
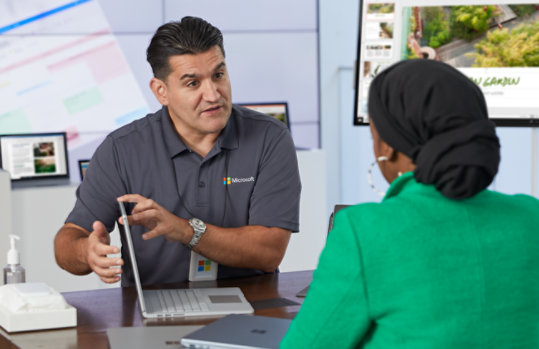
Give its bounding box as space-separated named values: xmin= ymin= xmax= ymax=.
xmin=171 ymin=150 xmax=230 ymax=281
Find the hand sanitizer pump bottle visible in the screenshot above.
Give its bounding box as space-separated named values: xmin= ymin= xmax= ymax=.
xmin=3 ymin=234 xmax=25 ymax=284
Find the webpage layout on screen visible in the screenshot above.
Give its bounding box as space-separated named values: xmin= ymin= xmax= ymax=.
xmin=0 ymin=134 xmax=68 ymax=180
xmin=355 ymin=1 xmax=539 ymax=125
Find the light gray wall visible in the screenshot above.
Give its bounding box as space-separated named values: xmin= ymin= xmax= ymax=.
xmin=319 ymin=0 xmax=539 ymax=215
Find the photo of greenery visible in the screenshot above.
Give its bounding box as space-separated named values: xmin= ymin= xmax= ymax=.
xmin=34 ymin=158 xmax=56 ymax=173
xmin=33 ymin=141 xmax=57 ymax=174
xmin=367 ymin=3 xmax=395 ymax=14
xmin=404 ymin=4 xmax=539 ymax=67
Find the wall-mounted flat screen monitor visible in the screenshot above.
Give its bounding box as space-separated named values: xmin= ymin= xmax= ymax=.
xmin=354 ymin=1 xmax=539 ymax=127
xmin=78 ymin=159 xmax=90 ymax=181
xmin=0 ymin=132 xmax=70 ymax=186
xmin=239 ymin=102 xmax=291 ymax=131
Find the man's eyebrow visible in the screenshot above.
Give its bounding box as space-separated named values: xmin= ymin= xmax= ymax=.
xmin=179 ymin=62 xmax=226 ymax=81
xmin=214 ymin=62 xmax=226 ymax=71
xmin=180 ymin=73 xmax=197 ymax=81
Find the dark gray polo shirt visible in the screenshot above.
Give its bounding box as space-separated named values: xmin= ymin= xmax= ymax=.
xmin=66 ymin=105 xmax=301 ymax=286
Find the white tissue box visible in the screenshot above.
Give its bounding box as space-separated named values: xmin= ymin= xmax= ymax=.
xmin=0 ymin=282 xmax=76 ymax=332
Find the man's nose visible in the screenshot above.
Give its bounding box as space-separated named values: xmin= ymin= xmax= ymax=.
xmin=202 ymin=80 xmax=220 ymax=102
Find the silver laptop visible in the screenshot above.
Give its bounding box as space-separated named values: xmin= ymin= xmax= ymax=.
xmin=181 ymin=314 xmax=292 ymax=349
xmin=119 ymin=202 xmax=254 ymax=318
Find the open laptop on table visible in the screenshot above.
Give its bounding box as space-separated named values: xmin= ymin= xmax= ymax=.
xmin=119 ymin=202 xmax=254 ymax=318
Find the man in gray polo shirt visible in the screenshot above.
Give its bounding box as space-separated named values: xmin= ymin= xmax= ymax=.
xmin=53 ymin=17 xmax=301 ymax=286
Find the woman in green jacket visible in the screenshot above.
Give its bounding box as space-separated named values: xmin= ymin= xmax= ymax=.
xmin=280 ymin=59 xmax=539 ymax=348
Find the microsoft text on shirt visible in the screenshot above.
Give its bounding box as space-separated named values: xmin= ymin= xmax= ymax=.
xmin=223 ymin=176 xmax=255 ymax=185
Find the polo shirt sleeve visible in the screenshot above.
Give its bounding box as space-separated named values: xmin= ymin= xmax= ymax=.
xmin=65 ymin=136 xmax=126 ymax=233
xmin=248 ymin=128 xmax=301 ymax=232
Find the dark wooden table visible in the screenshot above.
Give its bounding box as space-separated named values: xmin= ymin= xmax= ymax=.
xmin=0 ymin=270 xmax=312 ymax=349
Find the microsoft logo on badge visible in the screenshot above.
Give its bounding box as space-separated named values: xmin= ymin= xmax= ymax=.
xmin=198 ymin=259 xmax=213 ymax=272
xmin=223 ymin=177 xmax=231 ymax=185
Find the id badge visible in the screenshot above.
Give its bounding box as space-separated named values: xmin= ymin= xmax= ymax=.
xmin=188 ymin=251 xmax=218 ymax=281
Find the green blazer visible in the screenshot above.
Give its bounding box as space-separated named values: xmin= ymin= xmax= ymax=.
xmin=281 ymin=172 xmax=539 ymax=348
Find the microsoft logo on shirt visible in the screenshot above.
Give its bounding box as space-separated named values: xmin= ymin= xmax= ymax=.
xmin=223 ymin=176 xmax=255 ymax=185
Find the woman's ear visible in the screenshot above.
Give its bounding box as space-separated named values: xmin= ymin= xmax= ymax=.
xmin=379 ymin=139 xmax=397 ymax=162
xmin=150 ymin=78 xmax=168 ymax=106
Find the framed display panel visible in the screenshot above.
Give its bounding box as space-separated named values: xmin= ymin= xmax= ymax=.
xmin=0 ymin=132 xmax=70 ymax=185
xmin=354 ymin=1 xmax=539 ymax=126
xmin=239 ymin=102 xmax=291 ymax=130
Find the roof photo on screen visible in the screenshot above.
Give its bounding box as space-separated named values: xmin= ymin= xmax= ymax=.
xmin=353 ymin=1 xmax=539 ymax=127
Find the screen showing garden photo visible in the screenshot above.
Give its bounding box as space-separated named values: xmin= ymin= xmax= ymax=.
xmin=355 ymin=1 xmax=539 ymax=125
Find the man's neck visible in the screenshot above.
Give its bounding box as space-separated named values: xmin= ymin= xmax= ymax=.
xmin=165 ymin=109 xmax=224 ymax=158
xmin=180 ymin=132 xmax=219 ymax=158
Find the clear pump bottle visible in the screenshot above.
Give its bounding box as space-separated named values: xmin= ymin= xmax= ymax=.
xmin=3 ymin=234 xmax=25 ymax=284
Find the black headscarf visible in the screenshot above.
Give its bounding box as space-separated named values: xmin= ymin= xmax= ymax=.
xmin=368 ymin=59 xmax=500 ymax=200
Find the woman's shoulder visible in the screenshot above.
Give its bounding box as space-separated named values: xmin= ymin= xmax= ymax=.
xmin=477 ymin=189 xmax=539 ymax=212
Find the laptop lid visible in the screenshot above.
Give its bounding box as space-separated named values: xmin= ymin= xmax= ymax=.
xmin=239 ymin=102 xmax=290 ymax=131
xmin=296 ymin=204 xmax=350 ymax=297
xmin=107 ymin=325 xmax=204 ymax=349
xmin=0 ymin=132 xmax=70 ymax=187
xmin=181 ymin=314 xmax=292 ymax=349
xmin=118 ymin=202 xmax=254 ymax=318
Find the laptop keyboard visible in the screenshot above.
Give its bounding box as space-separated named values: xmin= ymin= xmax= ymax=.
xmin=144 ymin=289 xmax=209 ymax=314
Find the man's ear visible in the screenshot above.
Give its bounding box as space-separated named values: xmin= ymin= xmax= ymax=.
xmin=150 ymin=78 xmax=168 ymax=106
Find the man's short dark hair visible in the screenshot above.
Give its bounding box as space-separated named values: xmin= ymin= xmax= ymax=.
xmin=146 ymin=16 xmax=225 ymax=80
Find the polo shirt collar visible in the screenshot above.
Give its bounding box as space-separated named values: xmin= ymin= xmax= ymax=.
xmin=161 ymin=106 xmax=239 ymax=159
xmin=218 ymin=109 xmax=239 ymax=151
xmin=161 ymin=107 xmax=188 ymax=158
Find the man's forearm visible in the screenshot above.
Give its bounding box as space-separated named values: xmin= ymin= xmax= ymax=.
xmin=54 ymin=224 xmax=92 ymax=275
xmin=192 ymin=224 xmax=291 ymax=272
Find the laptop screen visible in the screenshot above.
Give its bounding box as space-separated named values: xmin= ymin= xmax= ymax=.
xmin=239 ymin=102 xmax=290 ymax=131
xmin=0 ymin=132 xmax=69 ymax=182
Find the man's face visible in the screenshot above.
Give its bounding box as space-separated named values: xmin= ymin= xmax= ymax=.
xmin=151 ymin=46 xmax=232 ymax=138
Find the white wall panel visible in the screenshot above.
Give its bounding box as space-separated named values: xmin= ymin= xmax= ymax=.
xmin=113 ymin=34 xmax=161 ymax=112
xmin=98 ymin=0 xmax=163 ymax=33
xmin=493 ymin=128 xmax=534 ymax=195
xmin=290 ymin=123 xmax=319 ymax=150
xmin=226 ymin=33 xmax=319 ymax=125
xmin=164 ymin=0 xmax=317 ymax=31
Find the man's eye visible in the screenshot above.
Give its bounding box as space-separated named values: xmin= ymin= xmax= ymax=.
xmin=215 ymin=72 xmax=224 ymax=79
xmin=187 ymin=81 xmax=199 ymax=87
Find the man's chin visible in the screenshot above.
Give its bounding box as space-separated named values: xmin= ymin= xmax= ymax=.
xmin=203 ymin=117 xmax=229 ymax=134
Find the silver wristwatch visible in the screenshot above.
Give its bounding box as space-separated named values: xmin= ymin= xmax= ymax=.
xmin=188 ymin=217 xmax=207 ymax=249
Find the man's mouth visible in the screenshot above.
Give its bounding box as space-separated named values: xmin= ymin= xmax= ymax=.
xmin=203 ymin=105 xmax=222 ymax=113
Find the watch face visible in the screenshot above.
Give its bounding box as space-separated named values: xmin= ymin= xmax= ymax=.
xmin=191 ymin=218 xmax=205 ymax=229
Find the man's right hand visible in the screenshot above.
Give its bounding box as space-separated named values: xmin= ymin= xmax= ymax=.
xmin=87 ymin=221 xmax=123 ymax=283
